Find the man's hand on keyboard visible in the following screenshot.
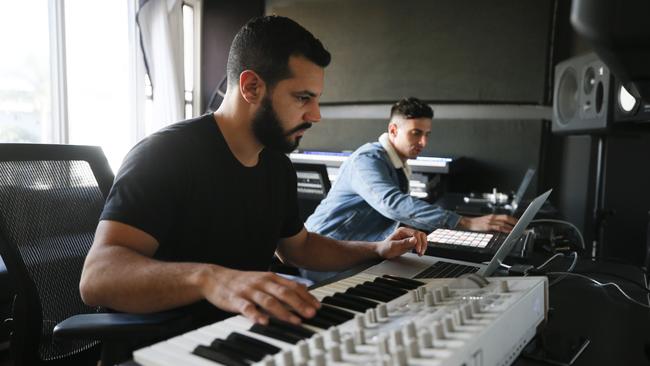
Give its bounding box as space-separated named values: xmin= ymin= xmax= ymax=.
xmin=200 ymin=268 xmax=320 ymax=326
xmin=376 ymin=227 xmax=428 ymax=258
xmin=457 ymin=214 xmax=517 ymax=233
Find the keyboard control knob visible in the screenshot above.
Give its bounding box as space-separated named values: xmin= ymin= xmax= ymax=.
xmin=328 ymin=326 xmax=341 ymax=344
xmin=377 ymin=303 xmax=389 ymax=318
xmin=410 ymin=290 xmax=419 ymax=303
xmin=499 ymin=280 xmax=510 ymax=293
xmin=434 ymin=289 xmax=444 ymax=303
xmin=393 ymin=346 xmax=408 ymax=366
xmin=404 ymin=321 xmax=417 ymax=341
xmin=418 ymin=329 xmax=433 ymax=349
xmin=418 ymin=286 xmax=427 ymax=299
xmin=390 ymin=329 xmax=404 ymax=348
xmin=297 ymin=341 xmax=310 ymax=362
xmin=343 ymin=336 xmax=356 ymax=354
xmin=328 ymin=344 xmax=342 ymax=362
xmin=433 ymin=321 xmax=445 ymax=340
xmin=355 ymin=314 xmax=366 ymax=329
xmin=260 ymin=356 xmax=275 ymax=366
xmin=442 ymin=286 xmax=451 ymax=298
xmin=424 ymin=292 xmax=435 ymax=307
xmin=444 ymin=316 xmax=455 ymax=333
xmin=365 ymin=308 xmax=377 ymax=324
xmin=280 ymin=350 xmax=294 ymax=366
xmin=407 ymin=339 xmax=420 ymax=358
xmin=312 ymin=334 xmax=325 ymax=351
xmin=462 ymin=303 xmax=473 ymax=320
xmin=312 ymin=351 xmax=326 ymax=366
xmin=378 ymin=334 xmax=390 ymax=355
xmin=471 ymin=299 xmax=481 ymax=314
xmin=354 ymin=328 xmax=366 ymax=345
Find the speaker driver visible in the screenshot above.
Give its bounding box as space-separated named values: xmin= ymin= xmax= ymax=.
xmin=558 ymin=67 xmax=579 ymax=125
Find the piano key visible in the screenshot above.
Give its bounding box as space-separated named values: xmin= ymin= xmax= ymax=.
xmin=211 ymin=338 xmax=267 ymax=362
xmin=192 ymin=345 xmax=250 ymax=366
xmin=346 ymin=286 xmax=394 ymax=302
xmin=268 ymin=318 xmax=316 ymax=338
xmin=143 ymin=338 xmax=223 ymax=366
xmin=321 ymin=295 xmax=368 ymax=312
xmin=250 ymin=323 xmax=304 ymax=344
xmin=373 ymin=277 xmax=416 ymax=290
xmin=227 ymin=332 xmax=281 ymax=355
xmin=332 ymin=292 xmax=379 ymax=308
xmin=319 ymin=303 xmax=355 ymax=320
xmin=382 ymin=274 xmax=425 ymax=287
xmin=361 ymin=281 xmax=408 ymax=296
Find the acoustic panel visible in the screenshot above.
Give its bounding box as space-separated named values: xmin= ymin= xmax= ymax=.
xmin=267 ymin=0 xmax=553 ymax=104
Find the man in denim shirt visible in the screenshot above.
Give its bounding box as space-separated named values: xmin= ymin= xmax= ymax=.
xmin=302 ymin=97 xmax=516 ymax=282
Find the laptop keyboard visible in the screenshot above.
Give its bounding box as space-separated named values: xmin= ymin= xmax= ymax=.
xmin=414 ymin=261 xmax=480 ymax=279
xmin=427 ymin=229 xmax=505 ymax=249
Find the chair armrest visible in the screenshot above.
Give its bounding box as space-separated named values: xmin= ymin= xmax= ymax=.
xmin=53 ymin=311 xmax=191 ymax=342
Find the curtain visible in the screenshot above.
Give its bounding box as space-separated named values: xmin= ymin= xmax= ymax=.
xmin=137 ymin=0 xmax=184 ymax=133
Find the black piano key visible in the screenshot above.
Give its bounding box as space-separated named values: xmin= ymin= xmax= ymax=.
xmin=301 ymin=313 xmax=337 ymax=329
xmin=382 ymin=274 xmax=425 ymax=287
xmin=226 ymin=332 xmax=281 ymax=355
xmin=360 ymin=281 xmax=407 ymax=297
xmin=268 ymin=318 xmax=315 ymax=338
xmin=353 ymin=283 xmax=400 ymax=300
xmin=374 ymin=276 xmax=418 ymax=290
xmin=193 ymin=345 xmax=251 ymax=366
xmin=320 ymin=303 xmax=355 ymax=320
xmin=250 ymin=323 xmax=303 ymax=344
xmin=322 ymin=295 xmax=368 ymax=312
xmin=249 ymin=323 xmax=302 ymax=344
xmin=315 ymin=307 xmax=351 ymax=324
xmin=333 ymin=292 xmax=379 ymax=308
xmin=211 ymin=339 xmax=266 ymax=362
xmin=346 ymin=286 xmax=393 ymax=302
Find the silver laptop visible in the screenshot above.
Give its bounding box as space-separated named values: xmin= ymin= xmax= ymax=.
xmin=366 ymin=189 xmax=552 ymax=279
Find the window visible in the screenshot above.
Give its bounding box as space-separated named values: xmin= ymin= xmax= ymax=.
xmin=64 ymin=0 xmax=137 ymax=171
xmin=0 ymin=1 xmax=52 ymax=143
xmin=1 ymin=0 xmax=202 ymax=173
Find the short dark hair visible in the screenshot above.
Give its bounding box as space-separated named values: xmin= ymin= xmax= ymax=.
xmin=227 ymin=15 xmax=331 ymax=88
xmin=390 ymin=97 xmax=434 ymax=120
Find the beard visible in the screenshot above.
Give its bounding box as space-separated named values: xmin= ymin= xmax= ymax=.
xmin=252 ymin=97 xmax=312 ymax=153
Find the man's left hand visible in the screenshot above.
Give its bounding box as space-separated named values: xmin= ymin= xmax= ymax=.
xmin=376 ymin=227 xmax=428 ymax=259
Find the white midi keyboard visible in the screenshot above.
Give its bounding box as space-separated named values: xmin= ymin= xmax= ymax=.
xmin=134 ymin=261 xmax=548 ymax=366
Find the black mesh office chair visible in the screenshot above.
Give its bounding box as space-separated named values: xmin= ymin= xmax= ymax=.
xmin=0 ymin=144 xmax=188 ymax=366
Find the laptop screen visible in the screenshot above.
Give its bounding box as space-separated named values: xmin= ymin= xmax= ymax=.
xmin=478 ymin=189 xmax=551 ymax=276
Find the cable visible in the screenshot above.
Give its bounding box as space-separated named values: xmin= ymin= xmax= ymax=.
xmin=535 ymin=251 xmax=577 ymax=273
xmin=566 ymin=251 xmax=578 ymax=272
xmin=535 ymin=253 xmax=564 ymax=270
xmin=545 ymin=271 xmax=650 ymax=309
xmin=530 ymin=219 xmax=585 ymax=250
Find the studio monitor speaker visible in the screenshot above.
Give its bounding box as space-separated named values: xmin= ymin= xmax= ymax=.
xmin=552 ymin=53 xmax=614 ymax=134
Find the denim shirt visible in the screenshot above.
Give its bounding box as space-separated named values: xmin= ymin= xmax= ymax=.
xmin=302 ymin=141 xmax=461 ymax=282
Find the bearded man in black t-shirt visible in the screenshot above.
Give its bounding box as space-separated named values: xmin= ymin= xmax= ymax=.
xmin=79 ymin=15 xmax=428 ymax=328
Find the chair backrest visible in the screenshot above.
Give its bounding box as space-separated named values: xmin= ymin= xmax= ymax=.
xmin=0 ymin=144 xmax=114 ymax=365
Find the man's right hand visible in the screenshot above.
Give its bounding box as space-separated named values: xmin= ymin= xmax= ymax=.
xmin=457 ymin=214 xmax=517 ymax=233
xmin=200 ymin=267 xmax=320 ymax=326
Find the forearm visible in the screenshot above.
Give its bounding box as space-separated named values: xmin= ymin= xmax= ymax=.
xmin=278 ymin=232 xmax=380 ymax=271
xmin=80 ymin=244 xmax=218 ymax=313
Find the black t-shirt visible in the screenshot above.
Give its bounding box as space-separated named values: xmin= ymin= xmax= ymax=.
xmin=101 ymin=113 xmax=303 ymax=325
